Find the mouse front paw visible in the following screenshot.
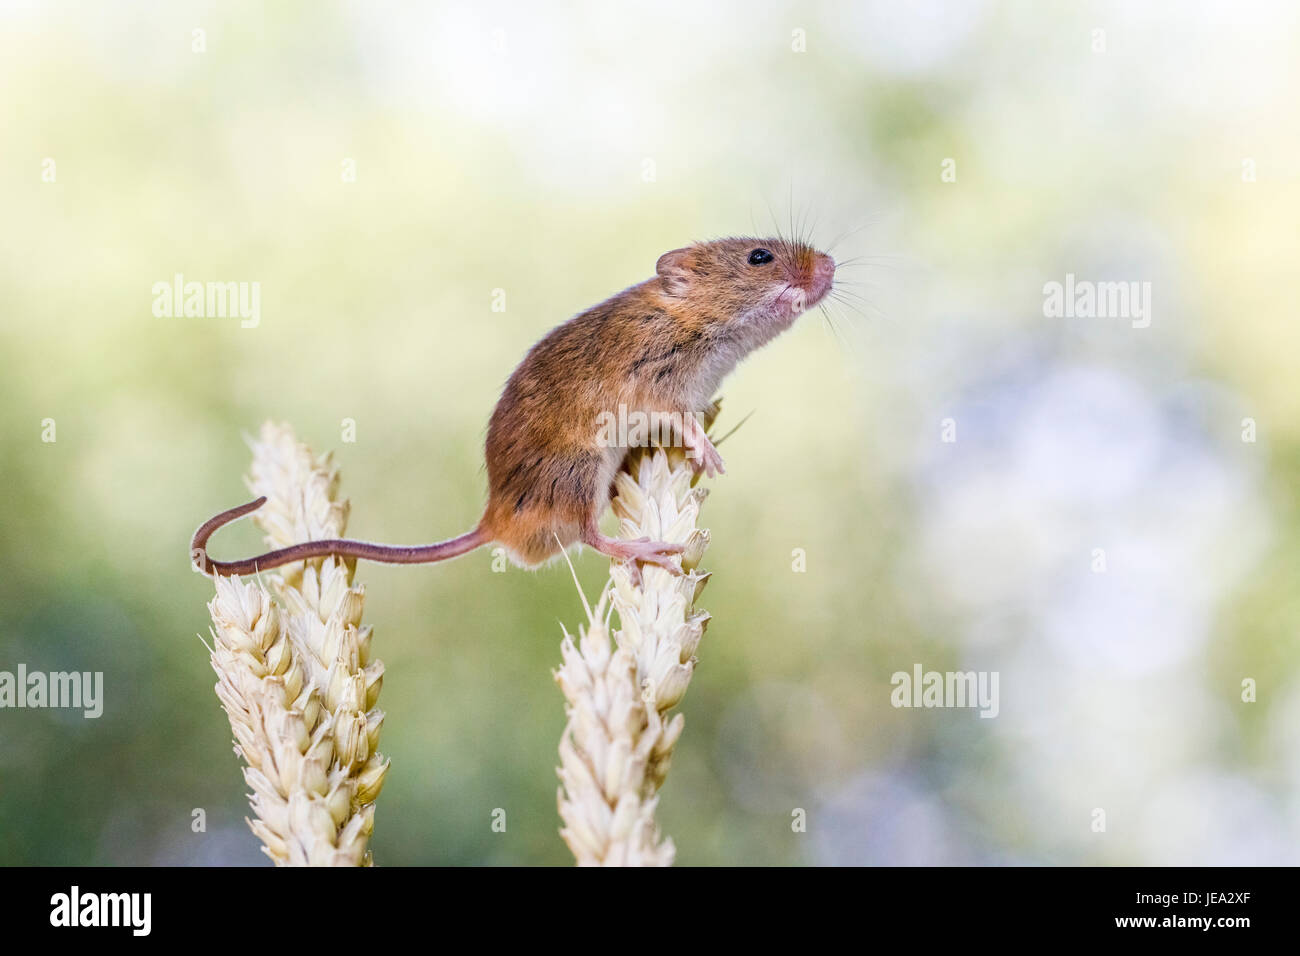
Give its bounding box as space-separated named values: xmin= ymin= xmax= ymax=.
xmin=687 ymin=444 xmax=726 ymax=478
xmin=682 ymin=423 xmax=726 ymax=478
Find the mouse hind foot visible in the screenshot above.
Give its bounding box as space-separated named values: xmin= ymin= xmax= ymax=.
xmin=581 ymin=527 xmax=685 ymax=583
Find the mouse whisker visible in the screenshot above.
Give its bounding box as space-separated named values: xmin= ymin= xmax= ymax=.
xmin=833 ymin=256 xmax=907 ymax=275
xmin=826 ymin=290 xmax=877 ymax=320
xmin=829 ymin=291 xmax=895 ymax=326
xmin=824 ymin=219 xmax=884 ymax=255
xmin=787 ymin=183 xmax=795 ymax=250
xmin=828 ymin=286 xmax=876 ymax=307
xmin=819 ymin=303 xmax=849 ymax=346
xmin=830 ymin=277 xmax=880 ymax=289
xmin=764 ymin=198 xmax=786 ymax=248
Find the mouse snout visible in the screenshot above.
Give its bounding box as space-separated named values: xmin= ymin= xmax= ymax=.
xmin=804 ymin=252 xmax=835 ymax=305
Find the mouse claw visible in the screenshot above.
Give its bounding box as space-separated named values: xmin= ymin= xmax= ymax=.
xmin=622 ymin=557 xmax=644 ymax=588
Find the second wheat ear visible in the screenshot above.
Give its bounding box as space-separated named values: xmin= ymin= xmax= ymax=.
xmin=192 ymin=235 xmax=837 ymax=579
xmin=205 ymin=422 xmax=389 ymax=867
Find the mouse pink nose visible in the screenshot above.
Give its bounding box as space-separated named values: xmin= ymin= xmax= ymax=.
xmin=808 ymin=253 xmax=835 ymax=302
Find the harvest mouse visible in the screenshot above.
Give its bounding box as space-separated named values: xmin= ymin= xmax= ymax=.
xmin=192 ymin=236 xmax=836 ymax=578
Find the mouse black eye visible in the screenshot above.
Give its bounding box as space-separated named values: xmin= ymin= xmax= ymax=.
xmin=747 ymin=248 xmax=774 ymax=265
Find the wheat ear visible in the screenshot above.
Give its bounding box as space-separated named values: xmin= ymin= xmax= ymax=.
xmin=554 ymin=440 xmax=713 ymax=866
xmin=205 ymin=422 xmax=389 ymax=866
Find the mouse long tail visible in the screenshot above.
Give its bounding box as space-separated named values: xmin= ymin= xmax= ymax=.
xmin=191 ymin=496 xmax=490 ymax=577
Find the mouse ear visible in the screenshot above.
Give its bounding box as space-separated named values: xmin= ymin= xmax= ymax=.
xmin=656 ymin=248 xmax=691 ymax=295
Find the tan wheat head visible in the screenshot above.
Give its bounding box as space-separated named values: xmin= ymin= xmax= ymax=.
xmin=205 ymin=422 xmax=389 ymax=866
xmin=554 ymin=438 xmax=713 ymax=866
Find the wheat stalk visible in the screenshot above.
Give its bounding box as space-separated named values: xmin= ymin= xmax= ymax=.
xmin=205 ymin=422 xmax=389 ymax=866
xmin=554 ymin=440 xmax=713 ymax=866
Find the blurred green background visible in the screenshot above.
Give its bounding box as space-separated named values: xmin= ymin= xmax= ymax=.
xmin=2 ymin=0 xmax=1299 ymax=865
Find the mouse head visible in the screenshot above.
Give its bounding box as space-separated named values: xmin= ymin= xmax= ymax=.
xmin=656 ymin=237 xmax=835 ymax=331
